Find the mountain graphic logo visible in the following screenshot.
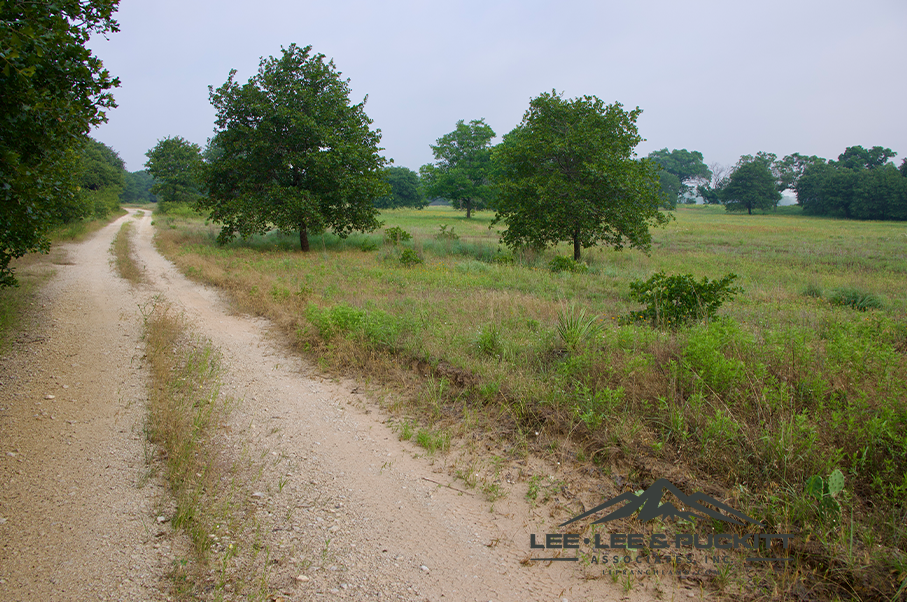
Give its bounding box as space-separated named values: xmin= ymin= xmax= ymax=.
xmin=560 ymin=478 xmax=763 ymax=527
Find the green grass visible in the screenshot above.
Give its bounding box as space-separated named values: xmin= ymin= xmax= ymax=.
xmin=156 ymin=203 xmax=907 ymax=600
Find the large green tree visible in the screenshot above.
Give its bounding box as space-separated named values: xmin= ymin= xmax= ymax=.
xmin=721 ymin=160 xmax=782 ymax=214
xmin=144 ymin=136 xmax=203 ymax=212
xmin=492 ymin=91 xmax=669 ymax=261
xmin=120 ymin=170 xmax=157 ymax=204
xmin=0 ymin=0 xmax=119 ymax=286
xmin=201 ymin=44 xmax=387 ymax=251
xmin=419 ymin=119 xmax=495 ymax=218
xmin=374 ymin=166 xmax=425 ymax=209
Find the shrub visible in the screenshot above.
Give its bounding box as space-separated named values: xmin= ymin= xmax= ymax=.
xmin=435 ymin=224 xmax=459 ymax=240
xmin=549 ymin=255 xmax=588 ymax=273
xmin=828 ymin=287 xmax=882 ymax=311
xmin=383 ymin=226 xmax=412 ymax=245
xmin=399 ymin=248 xmax=423 ymax=267
xmin=361 ymin=239 xmax=378 ymax=252
xmin=627 ymin=271 xmax=741 ymax=327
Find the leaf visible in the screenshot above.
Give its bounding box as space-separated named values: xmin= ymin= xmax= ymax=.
xmin=804 ymin=475 xmax=825 ymax=499
xmin=827 ymin=469 xmax=845 ymax=496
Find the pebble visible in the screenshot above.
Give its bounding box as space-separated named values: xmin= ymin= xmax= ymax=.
xmin=420 ymin=565 xmax=429 ymax=572
xmin=295 ymin=575 xmax=310 ymax=582
xmin=44 ymin=395 xmax=55 ymax=400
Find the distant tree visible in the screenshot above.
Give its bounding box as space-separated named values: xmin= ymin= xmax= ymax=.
xmin=144 ymin=136 xmax=203 ymax=212
xmin=120 ymin=170 xmax=157 ymax=204
xmin=492 ymin=91 xmax=669 ymax=261
xmin=419 ymin=119 xmax=496 ymax=218
xmin=654 ymin=169 xmax=683 ymax=208
xmin=200 ymin=45 xmax=387 ymax=251
xmin=900 ymin=158 xmax=907 ymax=178
xmin=775 ymin=153 xmax=825 ymax=192
xmin=374 ymin=166 xmax=426 ymax=209
xmin=0 ymin=0 xmax=120 ymax=287
xmin=80 ymin=138 xmax=125 ymax=191
xmin=698 ymin=162 xmax=731 ymax=204
xmin=721 ymin=160 xmax=781 ymax=214
xmin=834 ymin=145 xmax=897 ymax=171
xmin=798 ymin=149 xmax=907 ymax=220
xmin=647 ymin=148 xmax=711 ymax=205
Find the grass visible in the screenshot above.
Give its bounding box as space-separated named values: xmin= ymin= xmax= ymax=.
xmin=111 ymin=220 xmax=144 ymax=284
xmin=142 ymin=298 xmax=273 ymax=601
xmin=154 ymin=203 xmax=907 ymax=600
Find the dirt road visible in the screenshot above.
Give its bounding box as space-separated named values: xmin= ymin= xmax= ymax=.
xmin=0 ymin=211 xmax=680 ymax=601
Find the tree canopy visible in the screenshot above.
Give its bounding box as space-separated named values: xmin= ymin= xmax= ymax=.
xmin=647 ymin=148 xmax=711 ymax=206
xmin=374 ymin=166 xmax=426 ymax=209
xmin=419 ymin=119 xmax=496 ymax=218
xmin=797 ymin=146 xmax=906 ymax=220
xmin=492 ymin=91 xmax=669 ymax=261
xmin=721 ymin=160 xmax=782 ymax=214
xmin=0 ymin=0 xmax=120 ymax=286
xmin=120 ymin=170 xmax=157 ymax=204
xmin=200 ymin=44 xmax=387 ymax=251
xmin=144 ymin=136 xmax=203 ymax=212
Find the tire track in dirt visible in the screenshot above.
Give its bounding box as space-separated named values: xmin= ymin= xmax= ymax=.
xmin=0 ymin=212 xmax=174 ymax=601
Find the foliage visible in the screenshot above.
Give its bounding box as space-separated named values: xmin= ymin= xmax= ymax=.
xmin=555 ymin=304 xmax=599 ymax=350
xmin=80 ymin=137 xmax=124 ymax=191
xmin=797 ymin=147 xmax=907 ymax=220
xmin=548 ymin=255 xmax=588 ymax=273
xmin=374 ymin=166 xmax=426 ymax=209
xmin=647 ymin=148 xmax=710 ymax=205
xmin=627 ymin=271 xmax=741 ymax=327
xmin=398 ymin=248 xmax=422 ymax=267
xmin=805 ymin=469 xmax=845 ymax=522
xmin=828 ymin=287 xmax=883 ymax=311
xmin=492 ymin=91 xmax=670 ymax=260
xmin=721 ymin=160 xmax=782 ymax=214
xmin=200 ymin=44 xmax=387 ymax=252
xmin=120 ymin=170 xmax=157 ymax=204
xmin=383 ymin=226 xmax=412 ymax=245
xmin=419 ymin=119 xmax=496 ymax=218
xmin=435 ymin=224 xmax=459 ymax=240
xmin=0 ymin=0 xmax=120 ymax=287
xmin=144 ymin=136 xmax=203 ymax=213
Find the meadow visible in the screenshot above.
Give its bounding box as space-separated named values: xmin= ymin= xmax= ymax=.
xmin=155 ymin=204 xmax=907 ymax=599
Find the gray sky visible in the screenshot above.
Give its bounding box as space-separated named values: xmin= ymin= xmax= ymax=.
xmin=89 ymin=0 xmax=907 ymax=173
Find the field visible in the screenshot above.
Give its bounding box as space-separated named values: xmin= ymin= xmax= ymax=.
xmin=155 ymin=204 xmax=907 ymax=599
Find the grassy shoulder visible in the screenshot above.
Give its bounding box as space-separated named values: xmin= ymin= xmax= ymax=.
xmin=154 ymin=204 xmax=907 ymax=600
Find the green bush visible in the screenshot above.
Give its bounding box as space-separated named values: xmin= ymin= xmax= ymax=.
xmin=399 ymin=248 xmax=423 ymax=267
xmin=383 ymin=226 xmax=412 ymax=245
xmin=828 ymin=287 xmax=882 ymax=311
xmin=549 ymin=255 xmax=588 ymax=273
xmin=435 ymin=224 xmax=459 ymax=240
xmin=627 ymin=271 xmax=741 ymax=327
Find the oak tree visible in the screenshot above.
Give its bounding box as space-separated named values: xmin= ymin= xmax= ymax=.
xmin=0 ymin=0 xmax=120 ymax=286
xmin=419 ymin=119 xmax=495 ymax=218
xmin=200 ymin=44 xmax=387 ymax=251
xmin=492 ymin=92 xmax=669 ymax=261
xmin=144 ymin=136 xmax=203 ymax=212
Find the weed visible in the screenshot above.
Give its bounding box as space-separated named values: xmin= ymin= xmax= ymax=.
xmin=829 ymin=287 xmax=883 ymax=311
xmin=383 ymin=226 xmax=412 ymax=245
xmin=549 ymin=255 xmax=588 ymax=273
xmin=803 ymin=282 xmax=823 ymax=299
xmin=805 ymin=468 xmax=846 ymax=523
xmin=435 ymin=224 xmax=459 ymax=240
xmin=399 ymin=247 xmax=423 ymax=266
xmin=415 ymin=428 xmax=449 ymax=454
xmin=627 ymin=271 xmax=740 ymax=327
xmin=111 ymin=221 xmax=144 ymax=284
xmin=475 ymin=323 xmax=503 ymax=357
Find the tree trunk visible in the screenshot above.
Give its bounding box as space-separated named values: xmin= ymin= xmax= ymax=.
xmin=299 ymin=222 xmax=310 ymax=252
xmin=573 ymin=229 xmax=581 ymax=261
xmin=465 ymin=199 xmax=472 ymax=219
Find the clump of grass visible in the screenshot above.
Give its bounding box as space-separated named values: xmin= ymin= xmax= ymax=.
xmin=142 ymin=299 xmax=272 ymax=600
xmin=802 ymin=282 xmax=823 ymax=299
xmin=828 ymin=287 xmax=883 ymax=311
xmin=111 ymin=221 xmax=144 ymax=284
xmin=555 ymin=304 xmax=599 ymax=350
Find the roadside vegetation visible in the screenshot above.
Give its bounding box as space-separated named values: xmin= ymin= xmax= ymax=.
xmin=111 ymin=220 xmax=144 ymax=284
xmin=155 ymin=203 xmax=907 ymax=600
xmin=142 ymin=299 xmax=275 ymax=601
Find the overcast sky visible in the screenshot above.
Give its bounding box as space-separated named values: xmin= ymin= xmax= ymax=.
xmin=88 ymin=0 xmax=907 ymax=173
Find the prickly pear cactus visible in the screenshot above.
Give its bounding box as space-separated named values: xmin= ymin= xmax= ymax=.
xmin=827 ymin=469 xmax=845 ymax=496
